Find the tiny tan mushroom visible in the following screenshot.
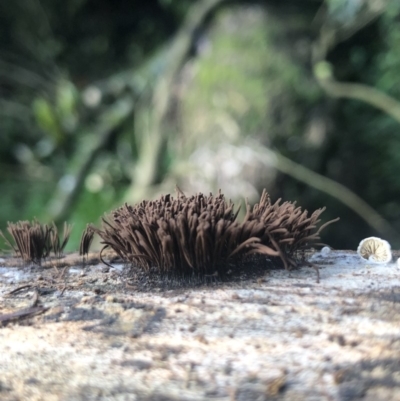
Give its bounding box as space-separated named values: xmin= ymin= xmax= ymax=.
xmin=321 ymin=246 xmax=331 ymax=255
xmin=357 ymin=237 xmax=392 ymax=264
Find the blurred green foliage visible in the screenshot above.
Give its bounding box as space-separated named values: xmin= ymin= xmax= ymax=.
xmin=1 ymin=0 xmax=400 ymax=252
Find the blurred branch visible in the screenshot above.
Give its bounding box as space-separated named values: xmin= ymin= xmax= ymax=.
xmin=44 ymin=0 xmax=225 ymax=222
xmin=312 ymin=0 xmax=387 ymax=63
xmin=258 ymin=145 xmax=399 ymax=241
xmin=312 ymin=1 xmax=400 ymax=122
xmin=45 ymin=96 xmax=133 ymax=224
xmin=0 ymin=60 xmax=50 ymax=88
xmin=315 ymin=71 xmax=400 ymax=124
xmin=304 ymin=1 xmax=400 ymax=239
xmin=125 ymin=0 xmax=225 ymax=203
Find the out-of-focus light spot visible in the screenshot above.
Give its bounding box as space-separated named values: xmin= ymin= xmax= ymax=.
xmin=286 ymin=136 xmax=301 ymax=152
xmin=82 ymin=86 xmax=102 ymax=108
xmin=58 ymin=175 xmax=76 ymax=193
xmin=35 ymin=139 xmax=55 ymax=158
xmin=216 ymin=113 xmax=240 ymax=139
xmin=85 ymin=173 xmax=104 ymax=193
xmin=212 ymin=93 xmax=227 ymax=108
xmin=221 ymin=159 xmax=241 ymax=178
xmin=14 ymin=143 xmax=34 ymax=164
xmin=304 ymin=118 xmax=326 ymax=148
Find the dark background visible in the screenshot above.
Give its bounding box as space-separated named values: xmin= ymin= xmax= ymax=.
xmin=1 ymin=0 xmax=400 ymax=251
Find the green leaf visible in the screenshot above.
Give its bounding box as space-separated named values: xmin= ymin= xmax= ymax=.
xmin=32 ymin=97 xmax=62 ymax=142
xmin=56 ymin=79 xmax=78 ymax=119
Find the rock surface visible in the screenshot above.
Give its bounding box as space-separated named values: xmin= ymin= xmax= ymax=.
xmin=0 ymin=250 xmax=399 ymax=401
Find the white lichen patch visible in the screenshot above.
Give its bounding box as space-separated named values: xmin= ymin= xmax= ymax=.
xmin=357 ymin=237 xmax=392 ymax=264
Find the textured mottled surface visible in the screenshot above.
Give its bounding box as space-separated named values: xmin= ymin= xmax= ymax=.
xmin=0 ymin=251 xmax=399 ymax=401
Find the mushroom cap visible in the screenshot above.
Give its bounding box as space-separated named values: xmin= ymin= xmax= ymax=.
xmin=321 ymin=246 xmax=331 ymax=255
xmin=357 ymin=237 xmax=392 ymax=264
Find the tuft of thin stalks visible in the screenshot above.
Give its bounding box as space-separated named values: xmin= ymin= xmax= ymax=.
xmin=0 ymin=220 xmax=73 ymax=265
xmin=50 ymin=222 xmax=73 ymax=258
xmin=79 ymin=224 xmax=95 ymax=259
xmin=239 ymin=190 xmax=340 ymax=269
xmin=93 ymin=189 xmax=339 ymax=277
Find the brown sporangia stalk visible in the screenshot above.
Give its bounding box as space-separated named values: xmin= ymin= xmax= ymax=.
xmin=50 ymin=222 xmax=73 ymax=258
xmin=236 ymin=190 xmax=340 ymax=269
xmin=79 ymin=224 xmax=95 ymax=259
xmin=0 ymin=220 xmax=73 ymax=265
xmin=92 ymin=189 xmax=339 ymax=277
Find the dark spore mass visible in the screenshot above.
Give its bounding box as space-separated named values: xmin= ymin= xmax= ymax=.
xmin=93 ymin=189 xmax=338 ymax=282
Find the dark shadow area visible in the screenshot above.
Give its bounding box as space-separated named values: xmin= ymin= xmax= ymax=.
xmin=81 ymin=303 xmax=167 ymax=338
xmin=335 ymin=357 xmax=400 ymax=401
